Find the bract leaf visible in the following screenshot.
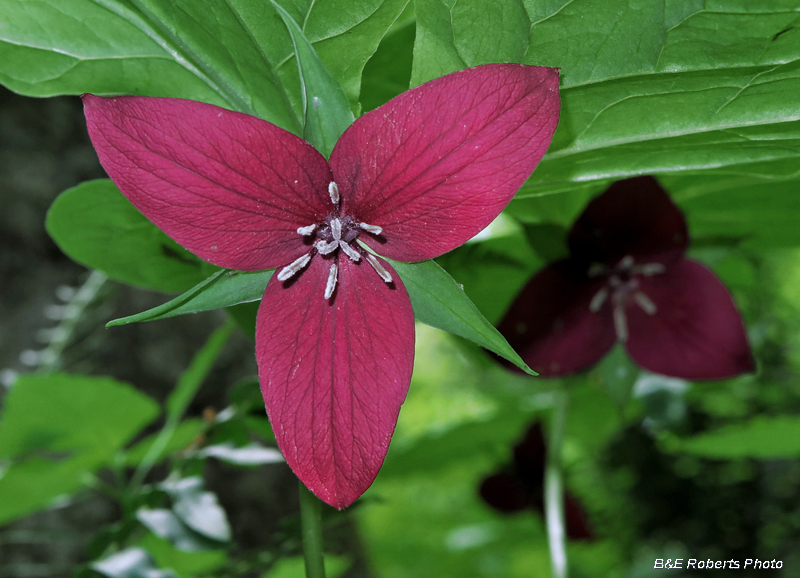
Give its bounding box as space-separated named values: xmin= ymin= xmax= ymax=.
xmin=413 ymin=0 xmax=800 ymax=195
xmin=389 ymin=258 xmax=535 ymax=375
xmin=269 ymin=0 xmax=355 ymax=157
xmin=46 ymin=180 xmax=208 ymax=293
xmin=106 ymin=270 xmax=273 ymax=327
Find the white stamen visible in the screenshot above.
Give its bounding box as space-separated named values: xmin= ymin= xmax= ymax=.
xmin=636 ymin=263 xmax=666 ymax=276
xmin=589 ymin=288 xmax=609 ymax=312
xmin=324 ymin=262 xmax=338 ymax=299
xmin=328 ymin=181 xmax=340 ymax=205
xmin=618 ymin=255 xmax=634 ymax=270
xmin=340 ymin=241 xmax=361 ymax=262
xmin=358 ymin=222 xmax=383 ymax=236
xmin=587 ymin=263 xmax=608 ymax=278
xmin=634 ymin=291 xmax=657 ymax=315
xmin=277 ymin=252 xmax=312 ymax=281
xmin=315 ymin=240 xmax=338 ymax=255
xmin=613 ymin=304 xmax=628 ymax=342
xmin=330 ymin=218 xmax=342 ymax=242
xmin=365 ymin=253 xmax=392 ymax=283
xmin=297 ymin=224 xmax=317 ymax=236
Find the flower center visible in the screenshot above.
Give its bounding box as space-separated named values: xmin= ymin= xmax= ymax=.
xmin=587 ymin=255 xmax=665 ymax=341
xmin=276 ymin=181 xmax=392 ymax=299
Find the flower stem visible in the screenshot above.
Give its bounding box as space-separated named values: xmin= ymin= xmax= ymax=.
xmin=545 ymin=387 xmax=569 ymax=578
xmin=299 ymin=482 xmax=326 ymax=578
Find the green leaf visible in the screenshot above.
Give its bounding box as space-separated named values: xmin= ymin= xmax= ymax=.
xmin=264 ymin=556 xmax=350 ymax=578
xmin=46 ymin=180 xmax=208 ymax=293
xmin=0 ymin=373 xmax=158 ymax=460
xmin=0 ymin=374 xmax=158 ymax=525
xmin=125 ymin=419 xmax=206 ymax=466
xmin=665 ymin=172 xmax=800 ymax=249
xmin=389 ymin=259 xmax=535 ymax=374
xmin=673 ymin=416 xmax=800 ymax=459
xmin=270 ymin=0 xmax=355 ymax=157
xmin=0 ymin=0 xmax=407 ymax=127
xmin=436 ymin=217 xmax=542 ymax=325
xmin=107 ymin=270 xmax=273 ymax=327
xmin=361 ymin=17 xmax=415 ymax=112
xmin=412 ymin=0 xmax=800 ymax=195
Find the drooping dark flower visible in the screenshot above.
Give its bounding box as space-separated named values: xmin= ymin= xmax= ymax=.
xmin=497 ymin=176 xmax=753 ymax=379
xmin=82 ymin=64 xmax=561 ymax=508
xmin=479 ymin=422 xmax=593 ymax=540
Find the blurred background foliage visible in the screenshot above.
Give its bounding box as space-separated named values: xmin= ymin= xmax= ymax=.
xmin=3 ymin=0 xmax=800 ymax=577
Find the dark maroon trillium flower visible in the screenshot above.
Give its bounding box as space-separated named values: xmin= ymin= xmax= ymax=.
xmin=479 ymin=423 xmax=593 ymax=540
xmin=497 ymin=176 xmax=754 ymax=379
xmin=82 ymin=64 xmax=561 ymax=508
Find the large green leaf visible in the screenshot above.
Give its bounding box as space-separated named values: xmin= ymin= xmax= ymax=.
xmin=0 ymin=373 xmax=158 ymax=525
xmin=46 ymin=180 xmax=208 ymax=293
xmin=0 ymin=0 xmax=407 ymax=127
xmin=412 ymin=0 xmax=800 ymax=196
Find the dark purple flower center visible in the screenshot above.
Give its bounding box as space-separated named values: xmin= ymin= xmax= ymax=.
xmin=276 ymin=181 xmax=391 ymax=298
xmin=587 ymin=255 xmax=665 ymax=341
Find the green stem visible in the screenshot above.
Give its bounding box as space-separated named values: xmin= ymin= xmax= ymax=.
xmin=299 ymin=482 xmax=326 ymax=578
xmin=545 ymin=387 xmax=569 ymax=578
xmin=129 ymin=318 xmax=236 ymax=491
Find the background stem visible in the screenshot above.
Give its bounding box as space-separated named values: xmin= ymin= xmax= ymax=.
xmin=545 ymin=387 xmax=569 ymax=578
xmin=299 ymin=482 xmax=326 ymax=578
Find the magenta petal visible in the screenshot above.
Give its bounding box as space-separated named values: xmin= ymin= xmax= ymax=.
xmin=330 ymin=64 xmax=560 ymax=262
xmin=626 ymin=259 xmax=754 ymax=379
xmin=256 ymin=255 xmax=415 ymax=508
xmin=569 ymin=176 xmax=688 ymax=267
xmin=496 ymin=262 xmax=616 ymax=376
xmin=83 ymin=95 xmax=333 ymax=271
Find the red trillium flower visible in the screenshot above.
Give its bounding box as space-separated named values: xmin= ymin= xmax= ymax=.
xmin=497 ymin=176 xmax=753 ymax=379
xmin=82 ymin=64 xmax=561 ymax=508
xmin=479 ymin=422 xmax=593 ymax=540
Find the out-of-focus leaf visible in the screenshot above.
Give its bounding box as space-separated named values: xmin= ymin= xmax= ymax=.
xmin=269 ymin=0 xmax=354 ymax=157
xmin=46 ymin=180 xmax=208 ymax=293
xmin=263 ymin=555 xmax=350 ymax=578
xmin=125 ymin=419 xmax=206 ymax=466
xmin=598 ymin=346 xmax=640 ymax=411
xmin=136 ymin=532 xmax=227 ymax=577
xmin=413 ymin=0 xmax=800 ymax=195
xmin=0 ymin=373 xmax=157 ymax=460
xmin=160 ymin=477 xmax=231 ymax=543
xmin=666 ymin=172 xmax=800 ymax=248
xmin=390 ymin=258 xmax=535 ymax=374
xmin=0 ymin=374 xmax=158 ymax=525
xmin=92 ymin=547 xmax=177 ymax=578
xmin=107 ymin=271 xmax=273 ymax=328
xmin=196 ymin=443 xmax=284 ymax=466
xmin=674 ymin=416 xmax=800 ymax=459
xmin=137 ymin=508 xmax=223 ymax=552
xmin=0 ymin=0 xmax=407 ymax=131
